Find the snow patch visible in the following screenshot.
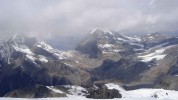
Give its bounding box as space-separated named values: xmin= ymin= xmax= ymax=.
xmin=126 ymin=88 xmax=178 ymax=99
xmin=38 ymin=55 xmax=48 ymax=63
xmin=26 ymin=55 xmax=36 ymax=62
xmin=13 ymin=45 xmax=33 ymax=54
xmin=98 ymin=44 xmax=114 ymax=48
xmin=46 ymin=86 xmax=63 ymax=94
xmin=117 ymin=37 xmax=127 ymax=42
xmin=36 ymin=41 xmax=53 ymax=51
xmin=126 ymin=36 xmax=142 ymax=42
xmin=138 ymin=48 xmax=167 ymax=62
xmin=148 ymin=36 xmax=154 ymax=40
xmin=105 ymin=83 xmax=125 ymax=92
xmin=104 ymin=30 xmax=114 ymax=36
xmin=105 ymin=83 xmax=178 ymax=99
xmin=138 ymin=44 xmax=175 ymax=62
xmin=139 ymin=55 xmax=166 ymax=62
xmin=36 ymin=41 xmax=73 ymax=60
xmin=63 ymin=85 xmax=87 ymax=96
xmin=121 ymin=34 xmax=142 ymax=42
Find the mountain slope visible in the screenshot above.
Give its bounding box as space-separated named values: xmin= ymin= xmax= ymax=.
xmin=0 ymin=35 xmax=93 ymax=96
xmin=1 ymin=30 xmax=178 ymax=98
xmin=76 ymin=29 xmax=178 ymax=89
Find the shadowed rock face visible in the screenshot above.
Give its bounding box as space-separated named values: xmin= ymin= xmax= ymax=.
xmin=4 ymin=84 xmax=67 ymax=98
xmin=93 ymin=59 xmax=149 ymax=83
xmin=0 ymin=60 xmax=93 ymax=96
xmin=155 ymin=75 xmax=178 ymax=91
xmin=154 ymin=53 xmax=178 ymax=90
xmin=87 ymin=85 xmax=122 ymax=99
xmin=75 ymin=33 xmax=102 ymax=59
xmin=0 ymin=35 xmax=93 ymax=96
xmin=76 ymin=39 xmax=102 ymax=58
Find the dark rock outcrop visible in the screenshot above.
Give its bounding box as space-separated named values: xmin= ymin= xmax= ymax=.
xmin=5 ymin=84 xmax=67 ymax=98
xmin=87 ymin=86 xmax=122 ymax=99
xmin=93 ymin=59 xmax=149 ymax=83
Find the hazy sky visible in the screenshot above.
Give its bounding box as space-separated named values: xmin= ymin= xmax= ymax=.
xmin=0 ymin=0 xmax=178 ymax=39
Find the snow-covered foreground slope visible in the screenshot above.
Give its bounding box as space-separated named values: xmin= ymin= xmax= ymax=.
xmin=104 ymin=83 xmax=178 ymax=100
xmin=0 ymin=96 xmax=175 ymax=100
xmin=1 ymin=83 xmax=178 ymax=100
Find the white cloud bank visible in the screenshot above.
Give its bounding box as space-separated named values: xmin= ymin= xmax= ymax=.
xmin=0 ymin=0 xmax=178 ymax=39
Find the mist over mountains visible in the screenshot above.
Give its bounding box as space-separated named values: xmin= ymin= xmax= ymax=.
xmin=1 ymin=0 xmax=178 ymax=40
xmin=46 ymin=30 xmax=178 ymax=50
xmin=1 ymin=0 xmax=178 ymax=99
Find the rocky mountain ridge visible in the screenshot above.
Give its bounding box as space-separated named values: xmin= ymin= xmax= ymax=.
xmin=0 ymin=29 xmax=178 ymax=98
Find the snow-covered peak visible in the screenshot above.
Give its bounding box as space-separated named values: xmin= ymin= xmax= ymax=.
xmin=90 ymin=28 xmax=114 ymax=36
xmin=90 ymin=28 xmax=104 ymax=34
xmin=6 ymin=34 xmax=39 ymax=49
xmin=8 ymin=34 xmax=26 ymax=45
xmin=8 ymin=34 xmax=27 ymax=42
xmin=0 ymin=34 xmax=75 ymax=65
xmin=120 ymin=34 xmax=142 ymax=42
xmin=12 ymin=45 xmax=33 ymax=55
xmin=36 ymin=41 xmax=54 ymax=51
xmin=143 ymin=33 xmax=172 ymax=42
xmin=147 ymin=33 xmax=167 ymax=37
xmin=35 ymin=41 xmax=74 ymax=60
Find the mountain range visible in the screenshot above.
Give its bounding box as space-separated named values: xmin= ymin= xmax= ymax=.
xmin=1 ymin=29 xmax=178 ymax=99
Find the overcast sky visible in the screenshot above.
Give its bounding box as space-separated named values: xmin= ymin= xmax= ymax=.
xmin=0 ymin=0 xmax=178 ymax=39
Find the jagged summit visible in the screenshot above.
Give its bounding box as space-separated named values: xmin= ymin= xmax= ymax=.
xmin=4 ymin=34 xmax=38 ymax=48
xmin=8 ymin=34 xmax=27 ymax=41
xmin=90 ymin=28 xmax=114 ymax=36
xmin=147 ymin=33 xmax=171 ymax=39
xmin=90 ymin=28 xmax=106 ymax=34
xmin=141 ymin=32 xmax=173 ymax=44
xmin=0 ymin=34 xmax=74 ymax=65
xmin=76 ymin=29 xmax=144 ymax=58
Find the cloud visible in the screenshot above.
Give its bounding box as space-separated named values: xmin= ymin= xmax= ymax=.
xmin=0 ymin=0 xmax=178 ymax=39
